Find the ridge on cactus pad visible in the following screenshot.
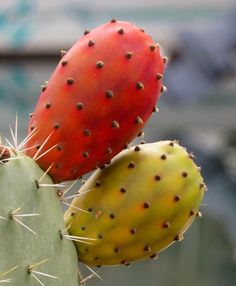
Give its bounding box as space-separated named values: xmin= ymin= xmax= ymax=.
xmin=64 ymin=141 xmax=206 ymax=266
xmin=25 ymin=20 xmax=165 ymax=182
xmin=0 ymin=146 xmax=79 ymax=285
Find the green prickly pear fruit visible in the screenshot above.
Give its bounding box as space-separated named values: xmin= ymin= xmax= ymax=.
xmin=64 ymin=141 xmax=206 ymax=266
xmin=0 ymin=146 xmax=79 ymax=285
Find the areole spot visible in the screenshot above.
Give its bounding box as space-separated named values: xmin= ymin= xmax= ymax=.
xmin=118 ymin=28 xmax=124 ymax=35
xmin=156 ymin=73 xmax=163 ymax=80
xmin=174 ymin=194 xmax=181 ymax=202
xmin=162 ymin=221 xmax=171 ymax=229
xmin=97 ymin=234 xmax=103 ymax=239
xmin=82 ymin=151 xmax=89 ymax=158
xmin=112 ymin=120 xmax=120 ymax=129
xmin=60 ymin=50 xmax=67 ymax=57
xmin=106 ymin=90 xmax=113 ymax=98
xmin=140 ymin=28 xmax=145 ymax=32
xmin=150 ymin=45 xmax=156 ymax=51
xmin=106 ymin=147 xmax=113 ymax=155
xmin=134 ymin=146 xmax=141 ymax=152
xmin=76 ymin=102 xmax=84 ymax=110
xmin=169 ymin=141 xmax=175 ymax=147
xmin=136 ymin=82 xmax=144 ymax=90
xmin=160 ymin=154 xmax=167 ymax=160
xmin=182 ymin=171 xmax=188 ymax=178
xmin=163 ymin=56 xmax=168 ymax=64
xmin=95 ymin=181 xmax=101 ymax=187
xmin=110 ymin=18 xmax=117 ymax=23
xmin=88 ymin=40 xmax=95 ymax=47
xmin=155 ymin=175 xmax=161 ymax=181
xmin=110 ymin=213 xmax=115 ymax=219
xmin=120 ymin=187 xmax=126 ymax=193
xmin=130 ymin=228 xmax=137 ymax=235
xmin=143 ymin=201 xmax=150 ymax=209
xmin=152 ymin=106 xmax=159 ymax=113
xmin=128 ymin=161 xmax=135 ymax=168
xmin=196 ymin=211 xmax=202 ymax=218
xmin=67 ymin=78 xmax=74 ymax=85
xmin=189 ymin=209 xmax=196 ymax=216
xmin=114 ymin=247 xmax=120 ymax=253
xmin=83 ymin=129 xmax=91 ymax=136
xmin=96 ymin=61 xmax=104 ymax=69
xmin=41 ymin=85 xmax=47 ymax=92
xmin=53 ymin=122 xmax=60 ymax=129
xmin=174 ymin=234 xmax=183 ymax=241
xmin=125 ymin=51 xmax=133 ymax=59
xmin=84 ymin=29 xmax=90 ymax=35
xmin=135 ymin=116 xmax=143 ymax=125
xmin=160 ymin=85 xmax=167 ymax=93
xmin=61 ymin=60 xmax=68 ymax=67
xmin=56 ymin=144 xmax=62 ymax=151
xmin=144 ymin=245 xmax=151 ymax=252
xmin=150 ymin=253 xmax=158 ymax=259
xmin=29 ymin=113 xmax=34 ymax=118
xmin=137 ymin=130 xmax=144 ymax=137
xmin=45 ymin=103 xmax=51 ymax=109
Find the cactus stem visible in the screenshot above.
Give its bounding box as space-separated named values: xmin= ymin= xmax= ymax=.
xmin=61 ymin=201 xmax=90 ymax=214
xmin=64 ymin=189 xmax=93 ymax=201
xmin=31 ymin=270 xmax=58 ymax=280
xmin=38 ymin=163 xmax=54 ymax=183
xmin=60 ymin=50 xmax=67 ymax=57
xmin=84 ymin=264 xmax=103 ymax=282
xmin=12 ymin=216 xmax=37 ymax=235
xmin=18 ymin=128 xmax=38 ymax=151
xmin=63 ymin=234 xmax=96 ymax=245
xmin=0 ymin=266 xmax=18 ymax=280
xmin=33 ymin=131 xmax=55 ymax=160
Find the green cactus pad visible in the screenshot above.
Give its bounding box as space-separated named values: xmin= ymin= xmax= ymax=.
xmin=64 ymin=141 xmax=206 ymax=266
xmin=0 ymin=147 xmax=79 ymax=285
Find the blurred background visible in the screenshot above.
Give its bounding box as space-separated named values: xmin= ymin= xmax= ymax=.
xmin=0 ymin=0 xmax=236 ymax=285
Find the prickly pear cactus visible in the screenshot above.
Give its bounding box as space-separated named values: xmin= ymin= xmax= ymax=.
xmin=0 ymin=146 xmax=79 ymax=285
xmin=64 ymin=141 xmax=206 ymax=266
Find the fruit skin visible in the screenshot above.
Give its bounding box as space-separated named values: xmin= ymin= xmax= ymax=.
xmin=25 ymin=20 xmax=165 ymax=182
xmin=0 ymin=146 xmax=79 ymax=285
xmin=64 ymin=141 xmax=205 ymax=266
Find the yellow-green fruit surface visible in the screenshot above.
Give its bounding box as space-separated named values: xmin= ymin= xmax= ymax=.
xmin=64 ymin=141 xmax=205 ymax=266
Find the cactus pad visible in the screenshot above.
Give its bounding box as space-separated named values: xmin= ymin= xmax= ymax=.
xmin=0 ymin=146 xmax=79 ymax=285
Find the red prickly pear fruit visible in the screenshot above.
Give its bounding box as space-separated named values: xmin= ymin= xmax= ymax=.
xmin=25 ymin=20 xmax=165 ymax=182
